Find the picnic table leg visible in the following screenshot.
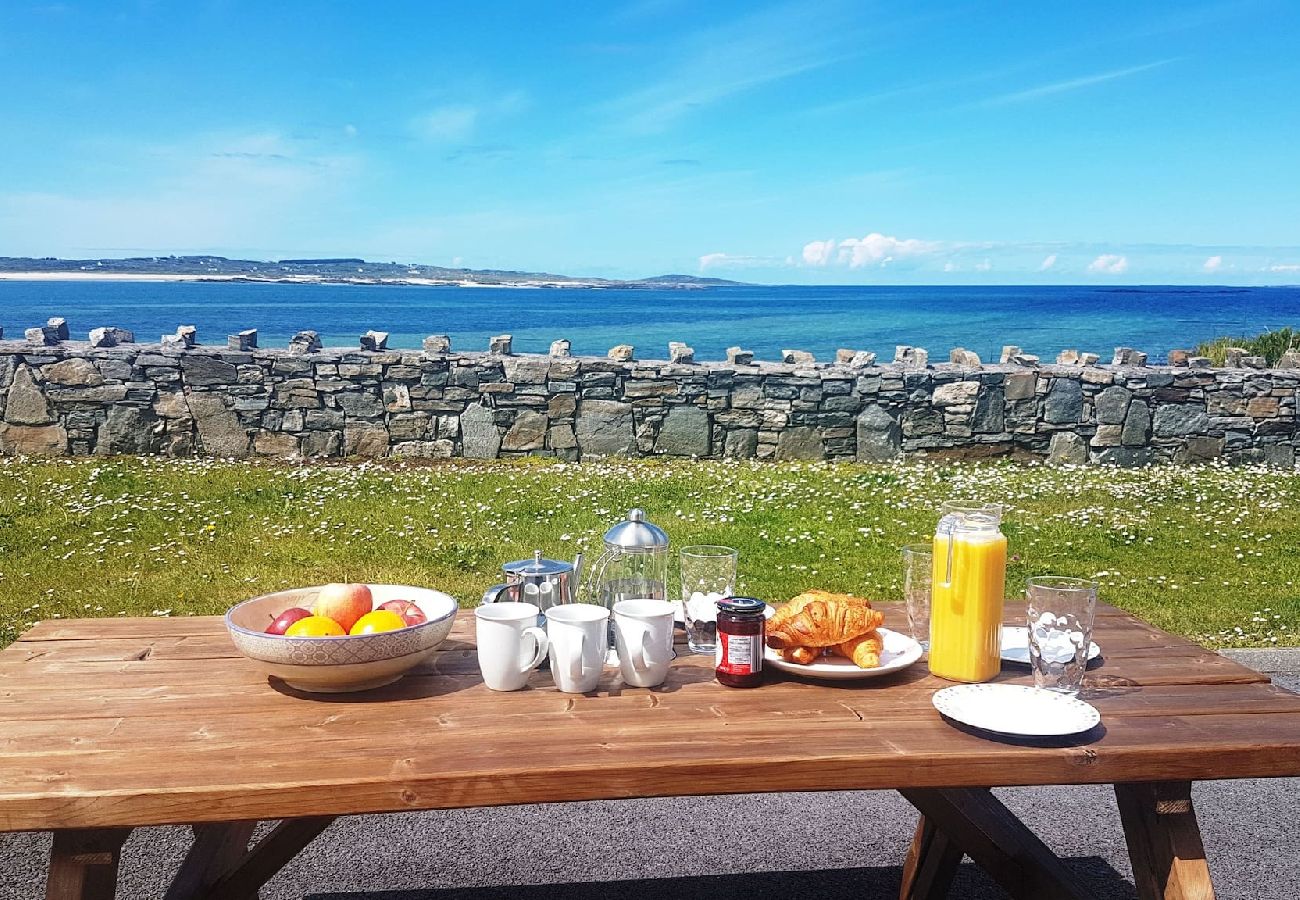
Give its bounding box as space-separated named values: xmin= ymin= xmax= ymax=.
xmin=1114 ymin=782 xmax=1216 ymax=900
xmin=900 ymin=788 xmax=1087 ymax=900
xmin=200 ymin=816 xmax=335 ymax=900
xmin=44 ymin=828 xmax=132 ymax=900
xmin=164 ymin=822 xmax=259 ymax=900
xmin=899 ymin=815 xmax=963 ymax=900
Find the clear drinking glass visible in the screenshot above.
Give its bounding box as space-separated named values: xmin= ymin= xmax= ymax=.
xmin=679 ymin=545 xmax=738 ymax=654
xmin=901 ymin=544 xmax=932 ymax=650
xmin=1026 ymin=576 xmax=1098 ymax=696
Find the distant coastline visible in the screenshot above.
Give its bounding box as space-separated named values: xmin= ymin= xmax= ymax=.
xmin=0 ymin=256 xmax=743 ymax=290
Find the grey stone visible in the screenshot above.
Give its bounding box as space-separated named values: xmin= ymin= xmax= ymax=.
xmin=1094 ymin=386 xmax=1132 ymax=424
xmin=1079 ymin=352 xmax=1101 ymax=365
xmin=423 ymin=335 xmax=451 ymax=354
xmin=1264 ymin=444 xmax=1296 ymax=468
xmin=45 ymin=358 xmax=103 ymax=387
xmin=252 ymin=432 xmax=301 ymax=457
xmin=1004 ymin=371 xmax=1036 ymax=401
xmin=1175 ymin=435 xmax=1225 ymax=463
xmin=343 ymin=423 xmax=389 ymax=457
xmin=726 ymin=347 xmax=754 ymax=366
xmin=289 ymin=331 xmax=322 ymax=354
xmin=89 ymin=327 xmax=123 ymax=348
xmin=1048 ymin=431 xmax=1087 ymax=465
xmin=1010 ymin=354 xmax=1040 ymax=366
xmin=576 ymin=399 xmax=634 ymax=458
xmin=549 ymin=339 xmax=572 ymax=357
xmin=668 ymin=342 xmax=695 ymax=364
xmin=1225 ymin=347 xmax=1246 ymax=367
xmin=335 ymin=391 xmax=385 ymax=418
xmin=46 ymin=317 xmax=69 ymax=340
xmin=1242 ymin=356 xmax=1268 ymax=370
xmin=894 ymin=346 xmax=928 ymax=368
xmin=856 ymin=405 xmax=900 ymax=461
xmin=502 ymin=411 xmax=549 ymax=451
xmin=1091 ymin=424 xmax=1123 ymax=447
xmin=999 ymin=346 xmax=1020 ymax=364
xmin=933 ymin=381 xmax=979 ymax=406
xmin=1168 ymin=349 xmax=1190 ymax=367
xmin=171 ymin=325 xmax=197 ymax=348
xmin=382 ymin=383 xmax=412 ymax=412
xmin=228 ymin=329 xmax=258 ymax=351
xmin=1093 ymin=447 xmax=1156 ymax=466
xmin=723 ymin=428 xmax=759 ymax=458
xmin=391 ymin=439 xmax=454 ymax=458
xmin=1056 ymin=349 xmax=1080 ymax=365
xmin=782 ymin=349 xmax=815 ymax=365
xmin=1043 ymin=378 xmax=1083 ymax=424
xmin=3 ymin=366 xmax=53 ymax=425
xmin=180 ymin=356 xmax=238 ymax=386
xmin=776 ymin=426 xmax=824 ymax=460
xmin=607 ymin=344 xmax=634 ymax=362
xmin=949 ymin=348 xmax=981 ymax=367
xmin=461 ymin=403 xmax=502 ymax=459
xmin=25 ymin=326 xmax=59 ymax=345
xmin=301 ymin=430 xmax=342 ymax=458
xmin=835 ymin=349 xmax=856 ymax=365
xmin=1153 ymin=404 xmax=1209 ymax=437
xmin=1112 ymin=347 xmax=1148 ymax=366
xmin=1187 ymin=356 xmax=1213 ymax=369
xmin=972 ymin=387 xmax=1005 ymax=434
xmin=654 ymin=405 xmax=710 ymax=456
xmin=95 ymin=405 xmax=159 ymax=455
xmin=187 ymin=393 xmax=249 ymax=457
xmin=360 ymin=330 xmax=389 ymax=351
xmin=547 ymin=424 xmax=577 ymax=450
xmin=1277 ymin=350 xmax=1300 ymax=370
xmin=850 ymin=351 xmax=877 ymax=368
xmin=490 ymin=335 xmax=514 ymax=355
xmin=503 ymin=356 xmax=551 ymax=385
xmin=1122 ymin=401 xmax=1152 ymax=445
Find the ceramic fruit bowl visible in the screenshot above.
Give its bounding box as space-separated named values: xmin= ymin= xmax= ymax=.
xmin=225 ymin=584 xmax=458 ymax=693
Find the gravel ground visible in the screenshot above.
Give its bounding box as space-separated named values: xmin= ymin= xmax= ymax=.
xmin=2 ymin=662 xmax=1295 ymax=900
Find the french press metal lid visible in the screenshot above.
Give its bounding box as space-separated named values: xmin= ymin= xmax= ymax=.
xmin=601 ymin=508 xmax=670 ymax=553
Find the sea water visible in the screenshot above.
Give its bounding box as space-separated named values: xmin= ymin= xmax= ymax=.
xmin=1 ymin=281 xmax=1296 ymax=363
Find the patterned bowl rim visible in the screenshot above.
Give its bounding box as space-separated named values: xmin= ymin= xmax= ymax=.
xmin=224 ymin=584 xmax=458 ymax=646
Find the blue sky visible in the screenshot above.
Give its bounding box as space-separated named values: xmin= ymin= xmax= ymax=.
xmin=1 ymin=0 xmax=1298 ymax=284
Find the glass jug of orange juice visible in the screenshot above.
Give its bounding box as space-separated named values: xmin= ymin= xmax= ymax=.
xmin=929 ymin=503 xmax=1007 ymax=683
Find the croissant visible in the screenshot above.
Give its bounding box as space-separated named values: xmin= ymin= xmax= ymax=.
xmin=767 ymin=599 xmax=883 ymax=649
xmin=835 ymin=630 xmax=884 ymax=668
xmin=780 ymin=646 xmax=822 ymax=665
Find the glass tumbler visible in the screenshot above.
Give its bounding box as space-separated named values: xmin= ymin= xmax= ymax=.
xmin=901 ymin=544 xmax=932 ymax=650
xmin=1026 ymin=576 xmax=1098 ymax=696
xmin=679 ymin=545 xmax=738 ymax=654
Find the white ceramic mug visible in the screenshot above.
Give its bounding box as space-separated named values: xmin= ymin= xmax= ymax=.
xmin=613 ymin=598 xmax=676 ymax=688
xmin=475 ymin=602 xmax=549 ymax=691
xmin=545 ymin=604 xmax=610 ymax=694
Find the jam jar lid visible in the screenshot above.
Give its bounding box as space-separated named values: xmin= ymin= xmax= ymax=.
xmin=717 ymin=596 xmax=766 ymax=616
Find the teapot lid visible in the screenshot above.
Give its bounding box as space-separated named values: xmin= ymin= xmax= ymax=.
xmin=603 ymin=508 xmax=669 ymax=551
xmin=503 ymin=550 xmax=573 ymax=575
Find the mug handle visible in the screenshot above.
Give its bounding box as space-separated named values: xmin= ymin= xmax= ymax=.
xmin=640 ymin=625 xmax=672 ymax=668
xmin=522 ymin=626 xmax=550 ymax=672
xmin=570 ymin=632 xmax=587 ymax=681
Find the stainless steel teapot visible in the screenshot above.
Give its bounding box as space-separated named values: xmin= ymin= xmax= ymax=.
xmin=480 ymin=550 xmax=583 ymax=614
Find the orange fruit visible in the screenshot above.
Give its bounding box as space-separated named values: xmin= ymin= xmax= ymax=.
xmin=349 ymin=609 xmax=408 ymax=635
xmin=285 ymin=615 xmax=346 ymax=637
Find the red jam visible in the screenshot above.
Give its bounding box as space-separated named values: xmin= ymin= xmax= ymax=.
xmin=715 ymin=597 xmax=766 ymax=688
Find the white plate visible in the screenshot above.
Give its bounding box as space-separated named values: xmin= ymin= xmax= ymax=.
xmin=764 ymin=627 xmax=923 ymax=681
xmin=999 ymin=625 xmax=1100 ymax=666
xmin=932 ymin=683 xmax=1101 ymax=737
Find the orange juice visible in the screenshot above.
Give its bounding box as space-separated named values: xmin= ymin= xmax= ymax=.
xmin=929 ymin=516 xmax=1007 ymax=682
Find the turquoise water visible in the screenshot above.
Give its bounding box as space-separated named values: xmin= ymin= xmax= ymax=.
xmin=1 ymin=281 xmax=1297 ymax=363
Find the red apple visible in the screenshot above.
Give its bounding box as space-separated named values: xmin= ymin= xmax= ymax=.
xmin=312 ymin=583 xmax=373 ymax=634
xmin=266 ymin=606 xmax=312 ymax=635
xmin=378 ymin=598 xmax=427 ymax=627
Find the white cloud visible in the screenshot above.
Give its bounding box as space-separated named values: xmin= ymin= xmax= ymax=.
xmin=1087 ymin=254 xmax=1129 ymax=274
xmin=802 ymin=240 xmax=836 ymax=266
xmin=978 ymin=60 xmax=1174 ymax=107
xmin=943 ymin=262 xmax=957 ymax=272
xmin=836 ymin=232 xmax=941 ymax=268
xmin=1267 ymin=263 xmax=1300 ymax=273
xmin=1203 ymin=255 xmax=1223 ymax=272
xmin=698 ymin=252 xmax=729 ymax=270
xmin=1039 ymin=254 xmax=1058 ymax=271
xmin=974 ymin=259 xmax=992 ymax=272
xmin=411 ymin=105 xmax=479 ymax=143
xmin=698 ymin=252 xmax=778 ymax=270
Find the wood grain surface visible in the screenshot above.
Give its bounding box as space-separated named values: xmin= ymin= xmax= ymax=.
xmin=2 ymin=603 xmax=1298 ymax=833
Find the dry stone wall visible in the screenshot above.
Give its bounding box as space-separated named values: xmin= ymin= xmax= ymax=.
xmin=0 ymin=338 xmax=1297 ymax=467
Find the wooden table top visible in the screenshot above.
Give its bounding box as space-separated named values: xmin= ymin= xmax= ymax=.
xmin=2 ymin=602 xmax=1298 ymax=833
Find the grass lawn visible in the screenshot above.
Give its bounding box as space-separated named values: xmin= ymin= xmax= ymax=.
xmin=0 ymin=456 xmax=1296 ymax=650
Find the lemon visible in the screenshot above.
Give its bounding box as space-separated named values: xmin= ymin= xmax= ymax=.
xmin=349 ymin=609 xmax=408 ymax=635
xmin=284 ymin=615 xmax=346 ymax=637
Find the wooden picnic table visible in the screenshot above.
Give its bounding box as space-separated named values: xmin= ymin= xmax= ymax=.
xmin=2 ymin=601 xmax=1298 ymax=900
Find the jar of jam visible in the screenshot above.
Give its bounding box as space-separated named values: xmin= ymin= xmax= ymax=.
xmin=715 ymin=596 xmax=766 ymax=688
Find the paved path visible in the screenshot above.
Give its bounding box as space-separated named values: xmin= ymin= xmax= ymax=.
xmin=1 ymin=658 xmax=1296 ymax=900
